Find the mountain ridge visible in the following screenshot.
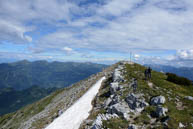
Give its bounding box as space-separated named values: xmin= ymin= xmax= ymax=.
xmin=1 ymin=61 xmax=193 ymax=129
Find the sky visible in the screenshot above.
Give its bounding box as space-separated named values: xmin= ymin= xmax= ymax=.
xmin=0 ymin=0 xmax=193 ymax=66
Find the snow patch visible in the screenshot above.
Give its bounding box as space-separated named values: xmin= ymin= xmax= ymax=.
xmin=45 ymin=77 xmax=106 ymax=129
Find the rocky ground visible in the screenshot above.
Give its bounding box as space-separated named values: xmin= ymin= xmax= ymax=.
xmin=80 ymin=62 xmax=193 ymax=129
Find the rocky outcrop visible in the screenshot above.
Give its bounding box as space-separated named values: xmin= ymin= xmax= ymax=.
xmin=110 ymin=82 xmax=120 ymax=95
xmin=104 ymin=95 xmax=120 ymax=108
xmin=155 ymin=106 xmax=168 ymax=117
xmin=125 ymin=93 xmax=149 ymax=112
xmin=92 ymin=114 xmax=118 ymax=129
xmin=107 ymin=102 xmax=130 ymax=120
xmin=185 ymin=96 xmax=193 ymax=101
xmin=150 ymin=96 xmax=166 ymax=105
xmin=113 ymin=66 xmax=124 ymax=83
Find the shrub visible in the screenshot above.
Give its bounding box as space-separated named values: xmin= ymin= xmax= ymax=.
xmin=166 ymin=73 xmax=192 ymax=86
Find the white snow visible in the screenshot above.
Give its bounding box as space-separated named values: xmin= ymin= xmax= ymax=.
xmin=45 ymin=76 xmax=106 ymax=129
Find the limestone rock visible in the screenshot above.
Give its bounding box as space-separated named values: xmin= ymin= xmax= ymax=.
xmin=104 ymin=95 xmax=119 ymax=108
xmin=113 ymin=68 xmax=124 ymax=82
xmin=125 ymin=93 xmax=149 ymax=112
xmin=155 ymin=106 xmax=168 ymax=117
xmin=185 ymin=96 xmax=193 ymax=101
xmin=110 ymin=82 xmax=120 ymax=94
xmin=107 ymin=102 xmax=130 ymax=120
xmin=150 ymin=96 xmax=166 ymax=105
xmin=128 ymin=124 xmax=138 ymax=129
xmin=92 ymin=114 xmax=118 ymax=129
xmin=179 ymin=122 xmax=185 ymax=128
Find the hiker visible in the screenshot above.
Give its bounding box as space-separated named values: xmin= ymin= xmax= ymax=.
xmin=133 ymin=78 xmax=138 ymax=92
xmin=147 ymin=67 xmax=152 ymax=80
xmin=144 ymin=69 xmax=148 ymax=80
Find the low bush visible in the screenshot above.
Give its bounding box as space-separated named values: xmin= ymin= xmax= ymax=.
xmin=166 ymin=73 xmax=192 ymax=86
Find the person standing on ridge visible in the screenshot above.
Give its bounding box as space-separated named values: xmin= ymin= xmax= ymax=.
xmin=147 ymin=67 xmax=152 ymax=80
xmin=144 ymin=69 xmax=148 ymax=80
xmin=133 ymin=78 xmax=138 ymax=92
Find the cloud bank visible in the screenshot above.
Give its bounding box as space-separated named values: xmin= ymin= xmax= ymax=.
xmin=0 ymin=0 xmax=193 ymax=66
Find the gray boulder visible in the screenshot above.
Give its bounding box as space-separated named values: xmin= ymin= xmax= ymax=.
xmin=150 ymin=96 xmax=166 ymax=105
xmin=125 ymin=93 xmax=149 ymax=112
xmin=107 ymin=102 xmax=130 ymax=120
xmin=113 ymin=68 xmax=124 ymax=82
xmin=104 ymin=98 xmax=112 ymax=107
xmin=104 ymin=95 xmax=119 ymax=107
xmin=92 ymin=114 xmax=118 ymax=129
xmin=110 ymin=82 xmax=120 ymax=94
xmin=185 ymin=96 xmax=193 ymax=101
xmin=128 ymin=124 xmax=138 ymax=129
xmin=155 ymin=106 xmax=168 ymax=117
xmin=179 ymin=122 xmax=185 ymax=128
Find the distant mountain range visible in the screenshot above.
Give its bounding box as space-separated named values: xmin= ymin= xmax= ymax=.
xmin=0 ymin=60 xmax=107 ymax=116
xmin=145 ymin=64 xmax=193 ymax=81
xmin=0 ymin=60 xmax=108 ymax=90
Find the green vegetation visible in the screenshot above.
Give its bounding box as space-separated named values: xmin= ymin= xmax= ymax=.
xmin=166 ymin=72 xmax=192 ymax=86
xmin=125 ymin=63 xmax=193 ymax=128
xmin=83 ymin=62 xmax=193 ymax=128
xmin=0 ymin=88 xmax=64 ymax=129
xmin=0 ymin=86 xmax=57 ymax=116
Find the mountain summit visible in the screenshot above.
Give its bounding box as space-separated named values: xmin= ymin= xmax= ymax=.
xmin=1 ymin=61 xmax=193 ymax=129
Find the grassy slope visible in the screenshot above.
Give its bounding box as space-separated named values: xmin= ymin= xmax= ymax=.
xmin=82 ymin=63 xmax=193 ymax=129
xmin=0 ymin=65 xmax=110 ymax=129
xmin=126 ymin=63 xmax=193 ymax=128
xmin=0 ymin=88 xmax=63 ymax=129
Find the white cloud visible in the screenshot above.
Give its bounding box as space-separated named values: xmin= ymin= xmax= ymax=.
xmin=1 ymin=0 xmax=193 ymax=66
xmin=27 ymin=0 xmax=193 ymax=54
xmin=0 ymin=20 xmax=32 ymax=43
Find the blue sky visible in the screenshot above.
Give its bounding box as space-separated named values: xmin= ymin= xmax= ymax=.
xmin=0 ymin=0 xmax=193 ymax=66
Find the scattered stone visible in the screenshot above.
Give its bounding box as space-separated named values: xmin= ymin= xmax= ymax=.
xmin=128 ymin=124 xmax=138 ymax=129
xmin=185 ymin=96 xmax=193 ymax=101
xmin=150 ymin=96 xmax=166 ymax=105
xmin=113 ymin=68 xmax=124 ymax=82
xmin=155 ymin=106 xmax=168 ymax=117
xmin=92 ymin=114 xmax=118 ymax=129
xmin=104 ymin=95 xmax=119 ymax=108
xmin=175 ymin=98 xmax=180 ymax=102
xmin=179 ymin=122 xmax=185 ymax=128
xmin=176 ymin=102 xmax=184 ymax=110
xmin=57 ymin=110 xmax=63 ymax=116
xmin=110 ymin=82 xmax=120 ymax=94
xmin=125 ymin=93 xmax=149 ymax=112
xmin=148 ymin=82 xmax=153 ymax=88
xmin=104 ymin=98 xmax=112 ymax=107
xmin=107 ymin=102 xmax=130 ymax=120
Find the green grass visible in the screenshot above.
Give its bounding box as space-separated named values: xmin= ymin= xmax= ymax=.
xmin=79 ymin=62 xmax=193 ymax=129
xmin=124 ymin=63 xmax=193 ymax=128
xmin=0 ymin=88 xmax=64 ymax=129
xmin=103 ymin=118 xmax=128 ymax=129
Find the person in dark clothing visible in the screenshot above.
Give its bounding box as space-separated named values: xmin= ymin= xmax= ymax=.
xmin=133 ymin=78 xmax=138 ymax=92
xmin=147 ymin=67 xmax=152 ymax=79
xmin=144 ymin=69 xmax=148 ymax=80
